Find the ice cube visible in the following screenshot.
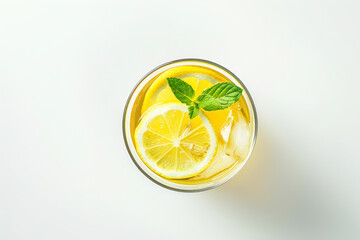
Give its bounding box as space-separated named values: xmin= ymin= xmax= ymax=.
xmin=220 ymin=110 xmax=234 ymax=143
xmin=225 ymin=111 xmax=251 ymax=159
xmin=194 ymin=146 xmax=236 ymax=179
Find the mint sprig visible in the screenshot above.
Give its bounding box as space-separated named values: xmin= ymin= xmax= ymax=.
xmin=167 ymin=77 xmax=243 ymax=119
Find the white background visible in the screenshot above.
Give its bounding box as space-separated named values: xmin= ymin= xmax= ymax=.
xmin=1 ymin=1 xmax=359 ymax=239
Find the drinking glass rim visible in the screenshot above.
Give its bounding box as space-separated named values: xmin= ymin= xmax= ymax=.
xmin=122 ymin=58 xmax=258 ymax=192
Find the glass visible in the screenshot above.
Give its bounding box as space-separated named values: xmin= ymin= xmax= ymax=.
xmin=123 ymin=59 xmax=258 ymax=192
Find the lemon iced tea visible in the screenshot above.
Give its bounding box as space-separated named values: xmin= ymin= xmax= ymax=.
xmin=123 ymin=59 xmax=257 ymax=191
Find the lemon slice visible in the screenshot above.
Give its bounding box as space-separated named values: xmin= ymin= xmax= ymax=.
xmin=141 ymin=66 xmax=235 ymax=141
xmin=135 ymin=103 xmax=217 ymax=179
xmin=141 ymin=66 xmax=228 ymax=114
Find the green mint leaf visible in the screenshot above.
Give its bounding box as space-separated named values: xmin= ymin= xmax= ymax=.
xmin=167 ymin=77 xmax=195 ymax=105
xmin=196 ymin=82 xmax=243 ymax=111
xmin=188 ymin=103 xmax=200 ymax=119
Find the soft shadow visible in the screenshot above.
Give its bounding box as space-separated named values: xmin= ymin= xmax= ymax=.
xmin=207 ymin=124 xmax=354 ymax=240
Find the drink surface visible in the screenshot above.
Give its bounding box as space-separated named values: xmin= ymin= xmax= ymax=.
xmin=130 ymin=65 xmax=253 ymax=185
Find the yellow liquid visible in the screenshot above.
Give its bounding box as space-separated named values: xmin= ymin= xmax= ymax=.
xmin=130 ymin=65 xmax=253 ymax=185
